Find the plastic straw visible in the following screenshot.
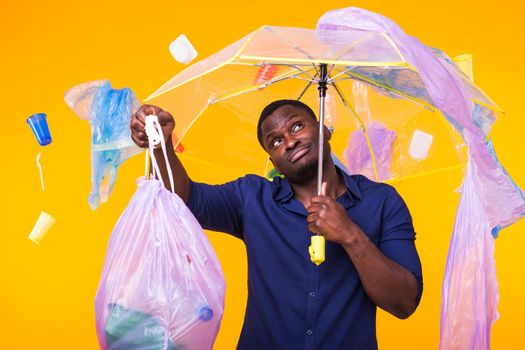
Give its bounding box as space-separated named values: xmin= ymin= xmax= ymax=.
xmin=36 ymin=152 xmax=45 ymax=191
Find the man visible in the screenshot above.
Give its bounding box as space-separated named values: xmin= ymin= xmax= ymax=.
xmin=130 ymin=100 xmax=422 ymax=349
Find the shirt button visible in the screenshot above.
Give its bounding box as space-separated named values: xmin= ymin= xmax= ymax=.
xmin=306 ymin=329 xmax=313 ymax=336
xmin=309 ymin=292 xmax=315 ymax=298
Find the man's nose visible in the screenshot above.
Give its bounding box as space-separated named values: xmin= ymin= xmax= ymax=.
xmin=284 ymin=135 xmax=299 ymax=150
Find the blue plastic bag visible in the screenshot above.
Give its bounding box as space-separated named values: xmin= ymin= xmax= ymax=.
xmin=65 ymin=80 xmax=141 ymax=209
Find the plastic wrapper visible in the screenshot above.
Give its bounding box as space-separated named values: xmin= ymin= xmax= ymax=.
xmin=65 ymin=80 xmax=141 ymax=210
xmin=343 ymin=121 xmax=396 ymax=181
xmin=95 ymin=116 xmax=225 ymax=350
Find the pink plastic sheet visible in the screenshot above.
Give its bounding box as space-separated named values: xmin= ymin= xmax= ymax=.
xmin=317 ymin=7 xmax=525 ymax=348
xmin=440 ymin=156 xmax=499 ymax=349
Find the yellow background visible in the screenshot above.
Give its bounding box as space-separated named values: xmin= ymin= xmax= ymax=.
xmin=1 ymin=0 xmax=524 ymax=348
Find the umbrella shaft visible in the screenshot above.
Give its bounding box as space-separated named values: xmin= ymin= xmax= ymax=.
xmin=317 ymin=95 xmax=325 ymax=196
xmin=317 ymin=64 xmax=328 ymax=196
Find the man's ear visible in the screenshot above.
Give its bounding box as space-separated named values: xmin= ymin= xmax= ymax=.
xmin=323 ymin=125 xmax=332 ymax=141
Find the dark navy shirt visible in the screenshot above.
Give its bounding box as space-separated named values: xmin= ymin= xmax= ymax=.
xmin=187 ymin=169 xmax=422 ymax=350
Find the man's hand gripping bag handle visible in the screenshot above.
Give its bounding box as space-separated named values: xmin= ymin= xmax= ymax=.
xmin=144 ymin=115 xmax=175 ymax=194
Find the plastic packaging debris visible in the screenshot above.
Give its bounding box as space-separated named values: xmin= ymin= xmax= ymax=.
xmin=169 ymin=34 xmax=198 ymax=64
xmin=352 ymin=81 xmax=371 ymax=121
xmin=453 ymin=54 xmax=474 ymax=82
xmin=27 ymin=113 xmax=52 ymax=146
xmin=95 ymin=115 xmax=225 ymax=350
xmin=104 ymin=303 xmax=178 ymax=350
xmin=343 ymin=121 xmax=396 ymax=181
xmin=267 ymin=168 xmax=281 ymax=180
xmin=28 ymin=211 xmax=55 ymax=244
xmin=253 ymin=64 xmax=279 ymax=85
xmin=171 ymin=134 xmax=185 ymax=154
xmin=64 ymin=80 xmax=141 ymax=210
xmin=344 ymin=80 xmax=397 ymax=181
xmin=440 ymin=155 xmax=498 ymax=349
xmin=324 ymin=89 xmax=337 ymax=134
xmin=409 ymin=130 xmax=433 ymax=160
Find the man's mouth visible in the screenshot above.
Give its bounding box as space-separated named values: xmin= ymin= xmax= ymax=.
xmin=289 ymin=145 xmax=311 ymax=162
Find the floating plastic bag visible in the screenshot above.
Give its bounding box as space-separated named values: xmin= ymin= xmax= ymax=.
xmin=439 ymin=155 xmax=499 ymax=349
xmin=439 ymin=135 xmax=525 ymax=350
xmin=65 ymin=80 xmax=141 ymax=210
xmin=95 ymin=116 xmax=225 ymax=350
xmin=343 ymin=121 xmax=396 ymax=181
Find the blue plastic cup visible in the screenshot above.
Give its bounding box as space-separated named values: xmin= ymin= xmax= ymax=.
xmin=27 ymin=113 xmax=52 ymax=146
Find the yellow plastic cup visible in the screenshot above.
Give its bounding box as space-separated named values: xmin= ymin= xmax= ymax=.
xmin=28 ymin=211 xmax=56 ymax=244
xmin=453 ymin=54 xmax=474 ymax=82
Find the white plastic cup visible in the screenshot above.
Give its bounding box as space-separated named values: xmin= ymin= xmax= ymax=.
xmin=169 ymin=34 xmax=198 ymax=64
xmin=409 ymin=130 xmax=433 ymax=160
xmin=28 ymin=211 xmax=56 ymax=244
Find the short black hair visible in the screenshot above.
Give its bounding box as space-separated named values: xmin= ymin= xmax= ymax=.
xmin=257 ymin=99 xmax=317 ymax=149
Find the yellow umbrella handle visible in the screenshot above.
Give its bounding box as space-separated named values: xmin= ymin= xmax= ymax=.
xmin=309 ymin=235 xmax=325 ymax=266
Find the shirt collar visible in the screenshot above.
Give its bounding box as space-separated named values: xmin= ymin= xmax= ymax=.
xmin=273 ymin=176 xmax=294 ymax=202
xmin=273 ymin=165 xmax=363 ymax=203
xmin=339 ymin=167 xmax=363 ymax=201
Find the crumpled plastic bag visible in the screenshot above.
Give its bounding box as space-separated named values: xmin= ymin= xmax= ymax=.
xmin=65 ymin=80 xmax=141 ymax=210
xmin=439 ymin=154 xmax=499 ymax=350
xmin=343 ymin=121 xmax=396 ymax=181
xmin=95 ymin=117 xmax=225 ymax=350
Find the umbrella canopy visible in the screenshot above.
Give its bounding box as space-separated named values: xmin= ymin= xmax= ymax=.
xmin=145 ymin=25 xmax=502 ymax=184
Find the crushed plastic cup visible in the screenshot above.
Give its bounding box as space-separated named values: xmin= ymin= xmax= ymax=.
xmin=27 ymin=113 xmax=52 ymax=146
xmin=169 ymin=34 xmax=198 ymax=64
xmin=28 ymin=211 xmax=56 ymax=244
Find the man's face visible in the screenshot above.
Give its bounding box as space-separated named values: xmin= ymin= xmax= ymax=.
xmin=260 ymin=104 xmax=330 ymax=184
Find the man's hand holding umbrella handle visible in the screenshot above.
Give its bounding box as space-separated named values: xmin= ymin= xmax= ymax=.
xmin=306 ymin=190 xmax=419 ymax=319
xmin=131 ymin=104 xmax=191 ymax=202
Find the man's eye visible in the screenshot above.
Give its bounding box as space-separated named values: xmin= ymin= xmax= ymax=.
xmin=292 ymin=123 xmax=303 ymax=132
xmin=272 ymin=139 xmax=282 ymax=148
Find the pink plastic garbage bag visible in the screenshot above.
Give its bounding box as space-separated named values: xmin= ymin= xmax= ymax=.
xmin=95 ymin=116 xmax=225 ymax=350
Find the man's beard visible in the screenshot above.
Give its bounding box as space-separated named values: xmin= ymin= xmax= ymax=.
xmin=285 ymin=156 xmax=318 ymax=185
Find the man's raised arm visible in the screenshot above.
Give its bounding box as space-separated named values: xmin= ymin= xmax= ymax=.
xmin=130 ymin=104 xmax=191 ymax=202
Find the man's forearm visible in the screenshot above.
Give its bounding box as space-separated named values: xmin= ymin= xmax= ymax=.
xmin=341 ymin=227 xmax=419 ymax=319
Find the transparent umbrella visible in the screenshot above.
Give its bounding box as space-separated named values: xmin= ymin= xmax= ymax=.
xmin=145 ymin=25 xmax=501 ymax=186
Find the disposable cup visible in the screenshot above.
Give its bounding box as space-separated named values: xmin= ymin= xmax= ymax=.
xmin=28 ymin=211 xmax=56 ymax=244
xmin=454 ymin=54 xmax=473 ymax=82
xmin=27 ymin=113 xmax=52 ymax=146
xmin=169 ymin=34 xmax=198 ymax=64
